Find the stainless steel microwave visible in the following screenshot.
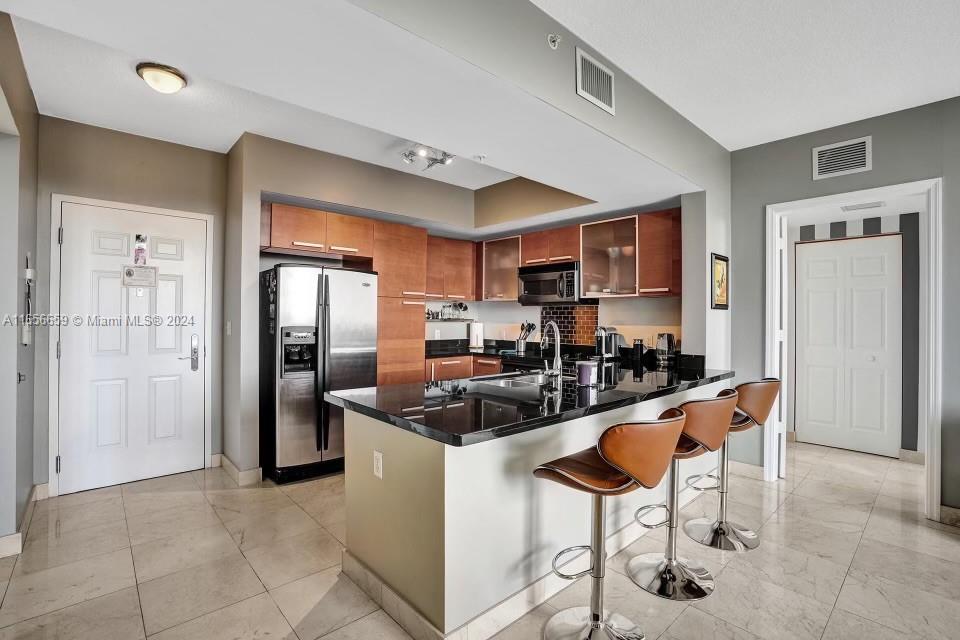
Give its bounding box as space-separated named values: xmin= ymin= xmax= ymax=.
xmin=518 ymin=262 xmax=580 ymax=305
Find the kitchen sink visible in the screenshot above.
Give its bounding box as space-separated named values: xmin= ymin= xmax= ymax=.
xmin=479 ymin=377 xmax=541 ymax=389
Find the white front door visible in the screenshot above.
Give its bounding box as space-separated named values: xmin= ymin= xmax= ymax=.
xmin=795 ymin=234 xmax=902 ymax=457
xmin=57 ymin=201 xmax=208 ymax=494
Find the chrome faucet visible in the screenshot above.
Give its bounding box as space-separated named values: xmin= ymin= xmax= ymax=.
xmin=540 ymin=320 xmax=562 ymax=378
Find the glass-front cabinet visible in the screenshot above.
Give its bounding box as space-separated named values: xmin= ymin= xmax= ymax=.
xmin=483 ymin=236 xmax=521 ymax=300
xmin=580 ymin=215 xmax=638 ymax=297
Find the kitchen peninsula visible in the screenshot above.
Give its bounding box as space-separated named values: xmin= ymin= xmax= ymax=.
xmin=325 ymin=365 xmax=734 ymax=638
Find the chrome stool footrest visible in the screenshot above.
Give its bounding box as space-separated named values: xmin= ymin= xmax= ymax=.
xmin=684 ymin=473 xmax=721 ymax=492
xmin=552 ymin=545 xmax=593 ymax=580
xmin=634 ymin=504 xmax=670 ymax=529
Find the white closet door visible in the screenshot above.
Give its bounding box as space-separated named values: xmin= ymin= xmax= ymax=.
xmin=795 ymin=234 xmax=901 ymax=457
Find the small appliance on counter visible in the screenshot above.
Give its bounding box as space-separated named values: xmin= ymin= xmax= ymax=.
xmin=576 ymin=360 xmax=599 ymax=386
xmin=656 ymin=332 xmax=677 ymax=367
xmin=594 ymin=326 xmax=622 ymax=359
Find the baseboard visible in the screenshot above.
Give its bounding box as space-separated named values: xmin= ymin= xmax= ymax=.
xmin=786 ymin=431 xmax=797 ymax=442
xmin=0 ymin=531 xmax=22 ymax=559
xmin=221 ymin=454 xmax=262 ymax=487
xmin=34 ymin=483 xmax=49 ymax=501
xmin=344 ymin=483 xmax=705 ymax=640
xmin=899 ymin=449 xmax=924 ymax=465
xmin=940 ymin=505 xmax=960 ymax=528
xmin=208 ymin=453 xmax=222 ymax=468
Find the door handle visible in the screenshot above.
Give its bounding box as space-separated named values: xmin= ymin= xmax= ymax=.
xmin=178 ymin=334 xmax=200 ymax=371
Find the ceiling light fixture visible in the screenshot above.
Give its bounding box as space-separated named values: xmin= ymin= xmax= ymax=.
xmin=400 ymin=144 xmax=455 ymax=171
xmin=136 ymin=62 xmax=187 ymax=94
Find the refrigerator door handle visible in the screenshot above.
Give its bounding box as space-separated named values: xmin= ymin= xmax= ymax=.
xmin=316 ymin=273 xmax=330 ymax=452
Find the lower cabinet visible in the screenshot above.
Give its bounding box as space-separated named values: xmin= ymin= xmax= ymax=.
xmin=471 ymin=356 xmax=502 ymax=376
xmin=425 ymin=356 xmax=473 ymax=381
xmin=377 ymin=297 xmax=426 ymax=385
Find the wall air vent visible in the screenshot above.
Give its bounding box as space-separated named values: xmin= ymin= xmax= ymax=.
xmin=812 ymin=136 xmax=872 ymax=180
xmin=576 ymin=47 xmax=615 ymax=115
xmin=841 ymin=201 xmax=885 ymax=213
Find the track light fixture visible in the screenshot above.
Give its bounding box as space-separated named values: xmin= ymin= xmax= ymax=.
xmin=400 ymin=144 xmax=455 ymax=171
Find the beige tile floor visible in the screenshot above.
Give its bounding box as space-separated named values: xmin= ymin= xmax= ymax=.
xmin=0 ymin=442 xmax=956 ymax=639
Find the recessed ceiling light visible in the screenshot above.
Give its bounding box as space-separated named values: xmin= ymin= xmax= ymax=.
xmin=136 ymin=62 xmax=187 ymax=94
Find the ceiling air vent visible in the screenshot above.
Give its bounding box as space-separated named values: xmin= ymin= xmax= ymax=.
xmin=812 ymin=136 xmax=872 ymax=180
xmin=576 ymin=48 xmax=615 ymax=115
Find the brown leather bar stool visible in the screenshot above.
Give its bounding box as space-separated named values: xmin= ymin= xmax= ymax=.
xmin=625 ymin=391 xmax=739 ymax=601
xmin=533 ymin=410 xmax=687 ymax=640
xmin=684 ymin=379 xmax=782 ymax=551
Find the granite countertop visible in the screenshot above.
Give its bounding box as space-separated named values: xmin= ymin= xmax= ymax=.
xmin=326 ymin=366 xmax=735 ymax=446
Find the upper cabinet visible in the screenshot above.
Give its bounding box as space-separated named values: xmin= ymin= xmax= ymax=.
xmin=265 ymin=204 xmax=373 ymax=258
xmin=269 ymin=204 xmax=327 ymax=253
xmin=580 ymin=215 xmax=638 ymax=297
xmin=373 ymin=221 xmax=427 ymax=298
xmin=520 ymin=225 xmax=580 ymax=266
xmin=425 ymin=236 xmax=476 ymax=300
xmin=636 ymin=208 xmax=682 ymax=296
xmin=442 ymin=239 xmax=475 ymax=300
xmin=483 ymin=236 xmax=521 ymax=300
xmin=325 ymin=211 xmax=374 ymax=258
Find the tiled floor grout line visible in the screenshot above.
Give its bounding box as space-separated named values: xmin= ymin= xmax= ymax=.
xmin=119 ymin=492 xmax=150 ymax=640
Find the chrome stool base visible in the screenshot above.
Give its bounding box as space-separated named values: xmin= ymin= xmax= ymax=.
xmin=626 ymin=552 xmax=714 ymax=601
xmin=543 ymin=607 xmax=645 ymax=640
xmin=684 ymin=517 xmax=759 ymax=551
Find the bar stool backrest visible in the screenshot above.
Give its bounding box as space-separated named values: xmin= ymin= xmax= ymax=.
xmin=735 ymin=378 xmax=781 ymax=425
xmin=678 ymin=391 xmax=739 ymax=452
xmin=598 ymin=408 xmax=687 ymax=489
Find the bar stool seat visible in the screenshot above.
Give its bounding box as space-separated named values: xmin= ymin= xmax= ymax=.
xmin=625 ymin=391 xmax=738 ymax=602
xmin=534 ymin=410 xmax=687 ymax=640
xmin=534 ymin=447 xmax=636 ymax=495
xmin=684 ymin=379 xmax=781 ymax=552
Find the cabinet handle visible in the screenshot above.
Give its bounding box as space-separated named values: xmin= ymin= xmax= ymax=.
xmin=445 ymin=402 xmax=465 ymax=409
xmin=330 ymin=245 xmax=359 ymax=253
xmin=431 ymin=363 xmax=435 ymax=380
xmin=495 ymin=293 xmax=504 ymax=298
xmin=425 ymin=293 xmax=443 ymax=298
xmin=402 ymin=300 xmax=425 ymax=306
xmin=447 ymin=294 xmax=466 ymax=299
xmin=524 ymin=258 xmax=547 ymax=264
xmin=440 ymin=360 xmax=461 ymax=365
xmin=401 ymin=406 xmax=425 ymax=413
xmin=292 ymin=241 xmax=324 ymax=248
xmin=637 ymin=287 xmax=670 ymax=293
xmin=476 ymin=359 xmax=498 ymax=365
xmin=402 ymin=291 xmax=425 ymax=296
xmin=549 ymin=255 xmax=574 ymax=261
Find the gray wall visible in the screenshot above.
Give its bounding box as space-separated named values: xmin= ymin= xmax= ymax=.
xmin=0 ymin=133 xmax=20 ymax=537
xmin=0 ymin=12 xmax=38 ymax=537
xmin=730 ymin=98 xmax=960 ymax=508
xmin=34 ymin=116 xmax=228 ymax=481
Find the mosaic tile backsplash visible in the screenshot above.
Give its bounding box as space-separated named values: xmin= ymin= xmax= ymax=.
xmin=540 ymin=304 xmax=599 ymax=345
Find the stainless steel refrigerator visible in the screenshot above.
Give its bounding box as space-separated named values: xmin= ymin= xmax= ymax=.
xmin=259 ymin=264 xmax=377 ymax=482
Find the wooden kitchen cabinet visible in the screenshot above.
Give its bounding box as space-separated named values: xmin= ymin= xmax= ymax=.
xmin=425 ymin=356 xmax=472 ymax=381
xmin=636 ymin=208 xmax=682 ymax=296
xmin=472 ymin=356 xmax=502 ymax=376
xmin=425 ymin=236 xmax=475 ymax=300
xmin=580 ymin=215 xmax=638 ymax=297
xmin=520 ymin=230 xmax=551 ymax=265
xmin=520 ymin=225 xmax=580 ymax=266
xmin=326 ymin=211 xmax=374 ymax=258
xmin=547 ymin=225 xmax=580 ymax=262
xmin=373 ymin=221 xmax=427 ymax=298
xmin=483 ymin=236 xmax=521 ymax=300
xmin=377 ymin=297 xmax=426 ymax=385
xmin=269 ymin=204 xmax=327 ymax=252
xmin=442 ymin=239 xmax=475 ymax=300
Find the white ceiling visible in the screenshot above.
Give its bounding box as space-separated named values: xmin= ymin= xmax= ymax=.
xmin=2 ymin=0 xmax=699 ymax=230
xmin=12 ymin=19 xmax=513 ymax=191
xmin=531 ymin=0 xmax=960 ymax=150
xmin=786 ymin=192 xmax=926 ymax=228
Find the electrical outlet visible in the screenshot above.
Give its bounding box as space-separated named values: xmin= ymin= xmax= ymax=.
xmin=373 ymin=450 xmax=383 ymax=479
xmin=434 ymin=329 xmax=441 ymax=339
xmin=226 ymin=320 xmax=232 ymax=336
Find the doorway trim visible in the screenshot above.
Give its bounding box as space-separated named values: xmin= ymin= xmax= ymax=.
xmin=763 ymin=178 xmax=942 ymax=522
xmin=47 ymin=194 xmax=215 ymax=498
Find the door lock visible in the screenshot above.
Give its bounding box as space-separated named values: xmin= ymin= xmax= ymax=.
xmin=178 ymin=334 xmax=200 ymax=371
